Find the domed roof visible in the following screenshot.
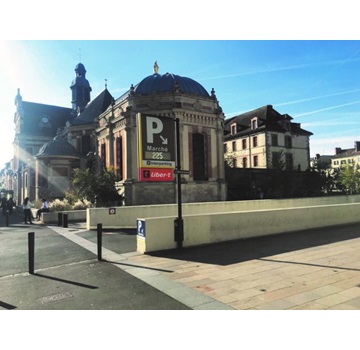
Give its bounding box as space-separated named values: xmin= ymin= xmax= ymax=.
xmin=134 ymin=73 xmax=210 ymax=97
xmin=35 ymin=135 xmax=82 ymax=159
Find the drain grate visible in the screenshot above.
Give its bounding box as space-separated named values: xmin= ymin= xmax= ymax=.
xmin=39 ymin=292 xmax=73 ymax=305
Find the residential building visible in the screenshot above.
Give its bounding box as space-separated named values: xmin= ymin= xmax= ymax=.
xmin=331 ymin=141 xmax=360 ymax=171
xmin=224 ymin=105 xmax=313 ymax=171
xmin=310 ymin=154 xmax=332 ymax=170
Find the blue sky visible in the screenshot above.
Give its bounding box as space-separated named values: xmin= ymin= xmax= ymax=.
xmin=1 ymin=2 xmax=360 ymax=170
xmin=1 ymin=40 xmax=360 ymax=168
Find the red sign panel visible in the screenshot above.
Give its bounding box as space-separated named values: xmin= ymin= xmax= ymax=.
xmin=139 ymin=168 xmax=173 ymax=182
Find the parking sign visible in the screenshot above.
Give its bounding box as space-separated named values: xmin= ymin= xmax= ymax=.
xmin=138 ymin=114 xmax=176 ymax=169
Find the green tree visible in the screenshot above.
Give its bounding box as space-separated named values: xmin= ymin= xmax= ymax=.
xmin=338 ymin=164 xmax=360 ymax=194
xmin=271 ymin=150 xmax=285 ymax=170
xmin=71 ymin=166 xmax=122 ymax=206
xmin=224 ymin=144 xmax=237 ymax=168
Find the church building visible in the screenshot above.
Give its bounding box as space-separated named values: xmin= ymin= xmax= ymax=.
xmin=8 ymin=61 xmax=227 ymax=206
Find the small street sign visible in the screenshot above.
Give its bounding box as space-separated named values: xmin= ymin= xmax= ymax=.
xmin=109 ymin=208 xmax=116 ymax=215
xmin=173 ymin=169 xmax=191 ymax=175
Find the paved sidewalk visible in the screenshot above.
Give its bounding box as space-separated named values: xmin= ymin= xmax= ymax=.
xmin=51 ymin=221 xmax=360 ymax=310
xmin=3 ymin=208 xmax=360 ymax=310
xmin=51 ymin=224 xmax=232 ymax=310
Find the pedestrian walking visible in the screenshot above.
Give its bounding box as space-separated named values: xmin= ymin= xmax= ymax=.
xmin=23 ymin=197 xmax=33 ymax=224
xmin=6 ymin=197 xmax=14 ymax=215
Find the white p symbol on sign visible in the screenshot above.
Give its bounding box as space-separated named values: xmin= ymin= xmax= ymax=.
xmin=138 ymin=220 xmax=143 ymax=233
xmin=146 ymin=116 xmax=163 ymax=143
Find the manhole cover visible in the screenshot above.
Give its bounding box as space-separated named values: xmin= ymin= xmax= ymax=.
xmin=38 ymin=292 xmax=73 ymax=305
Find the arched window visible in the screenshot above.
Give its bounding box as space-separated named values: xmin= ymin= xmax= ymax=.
xmin=116 ymin=136 xmax=123 ymax=180
xmin=192 ymin=133 xmax=208 ymax=181
xmin=101 ymin=143 xmax=106 ymax=168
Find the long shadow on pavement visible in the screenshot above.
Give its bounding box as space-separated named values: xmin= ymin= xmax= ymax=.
xmin=33 ymin=273 xmax=98 ymax=289
xmin=0 ymin=301 xmax=17 ymax=310
xmin=147 ymin=222 xmax=360 ymax=266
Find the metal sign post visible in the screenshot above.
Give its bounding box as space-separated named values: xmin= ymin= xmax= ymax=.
xmin=174 ymin=117 xmax=184 ymax=249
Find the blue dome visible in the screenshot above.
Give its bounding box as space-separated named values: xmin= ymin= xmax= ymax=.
xmin=134 ymin=73 xmax=210 ymax=97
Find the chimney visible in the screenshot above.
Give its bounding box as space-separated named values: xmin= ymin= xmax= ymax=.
xmin=355 ymin=141 xmax=360 ymax=153
xmin=335 ymin=147 xmax=342 ymax=155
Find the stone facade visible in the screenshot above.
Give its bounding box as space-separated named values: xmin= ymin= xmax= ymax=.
xmin=96 ymin=70 xmax=227 ymax=205
xmin=6 ymin=63 xmax=228 ymax=206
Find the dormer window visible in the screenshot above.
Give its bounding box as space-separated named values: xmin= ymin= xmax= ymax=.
xmin=231 ymin=123 xmax=237 ymax=135
xmin=251 ymin=117 xmax=258 ymax=130
xmin=282 ymin=120 xmax=291 ymax=132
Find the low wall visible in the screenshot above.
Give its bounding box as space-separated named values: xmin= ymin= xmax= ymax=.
xmin=42 ymin=210 xmax=86 ymax=225
xmin=137 ymin=203 xmax=360 ymax=253
xmin=87 ymin=194 xmax=360 ymax=229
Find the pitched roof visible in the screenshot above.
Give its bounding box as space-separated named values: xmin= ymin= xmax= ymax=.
xmin=19 ymin=102 xmax=73 ymax=137
xmin=224 ymin=105 xmax=313 ymax=140
xmin=333 ymin=148 xmax=360 ymax=158
xmin=71 ymin=89 xmax=114 ymax=126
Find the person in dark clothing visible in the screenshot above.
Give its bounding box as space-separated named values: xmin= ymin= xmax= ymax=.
xmin=6 ymin=198 xmax=14 ymax=215
xmin=1 ymin=198 xmax=7 ymax=216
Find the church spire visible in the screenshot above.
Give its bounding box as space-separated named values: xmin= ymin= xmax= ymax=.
xmin=70 ymin=63 xmax=92 ymax=115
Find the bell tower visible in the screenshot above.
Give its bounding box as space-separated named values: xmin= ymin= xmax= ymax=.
xmin=70 ymin=63 xmax=92 ymax=115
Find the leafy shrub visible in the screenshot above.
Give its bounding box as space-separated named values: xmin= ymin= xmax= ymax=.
xmin=48 ymin=198 xmax=72 ymax=212
xmin=47 ymin=196 xmax=93 ymax=212
xmin=72 ymin=199 xmax=93 ymax=210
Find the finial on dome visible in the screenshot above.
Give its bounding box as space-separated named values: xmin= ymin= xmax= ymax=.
xmin=153 ymin=61 xmax=159 ymax=74
xmin=130 ymin=84 xmax=135 ymax=95
xmin=15 ymin=88 xmax=22 ymax=106
xmin=211 ymin=88 xmax=217 ymax=100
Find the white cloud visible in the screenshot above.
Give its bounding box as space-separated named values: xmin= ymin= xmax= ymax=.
xmin=302 ymin=120 xmax=360 ymax=128
xmin=310 ymin=135 xmax=360 ymax=156
xmin=294 ymin=100 xmax=360 ymax=118
xmin=274 ymin=89 xmax=360 ymax=108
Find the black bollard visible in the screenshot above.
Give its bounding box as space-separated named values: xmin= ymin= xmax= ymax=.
xmin=174 ymin=217 xmax=184 ymax=249
xmin=58 ymin=212 xmax=62 ymax=226
xmin=63 ymin=213 xmax=68 ymax=228
xmin=97 ymin=223 xmax=102 ymax=261
xmin=28 ymin=232 xmax=35 ymax=274
xmin=6 ymin=211 xmax=9 ymax=227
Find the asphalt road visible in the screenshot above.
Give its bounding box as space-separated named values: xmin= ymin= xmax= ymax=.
xmin=0 ymin=210 xmax=190 ymax=310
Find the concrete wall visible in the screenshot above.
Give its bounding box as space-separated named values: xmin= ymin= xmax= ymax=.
xmin=137 ymin=202 xmax=360 ymax=253
xmin=42 ymin=210 xmax=86 ymax=225
xmin=87 ymin=194 xmax=360 ymax=229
